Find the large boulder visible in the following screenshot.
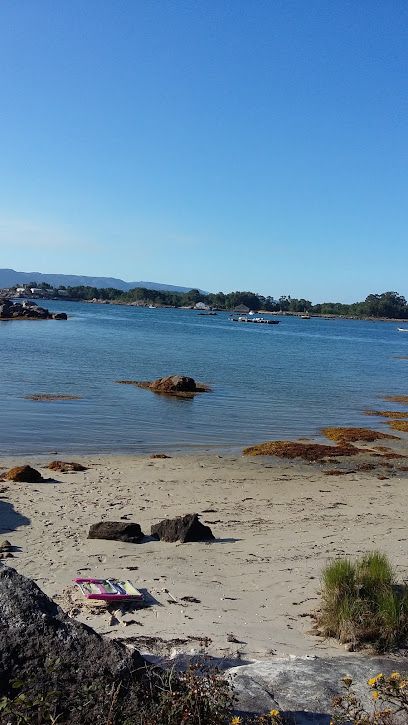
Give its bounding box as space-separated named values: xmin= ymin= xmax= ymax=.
xmin=151 ymin=513 xmax=215 ymax=543
xmin=150 ymin=375 xmax=198 ymax=394
xmin=88 ymin=521 xmax=144 ymax=543
xmin=5 ymin=465 xmax=44 ymax=482
xmin=0 ymin=567 xmax=148 ymax=724
xmin=228 ymin=656 xmax=408 ymax=724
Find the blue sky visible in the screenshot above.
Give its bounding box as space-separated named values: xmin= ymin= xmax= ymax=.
xmin=0 ymin=0 xmax=407 ymax=302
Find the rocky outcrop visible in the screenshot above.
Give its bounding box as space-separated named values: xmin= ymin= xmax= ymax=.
xmin=228 ymin=655 xmax=408 ymax=723
xmin=0 ymin=298 xmax=67 ymax=320
xmin=88 ymin=521 xmax=144 ymax=543
xmin=151 ymin=513 xmax=215 ymax=542
xmin=0 ymin=567 xmax=148 ymax=724
xmin=117 ymin=375 xmax=210 ymax=397
xmin=5 ymin=465 xmax=44 ymax=482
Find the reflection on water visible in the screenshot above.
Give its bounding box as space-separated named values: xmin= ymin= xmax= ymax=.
xmin=1 ymin=301 xmax=407 ymax=456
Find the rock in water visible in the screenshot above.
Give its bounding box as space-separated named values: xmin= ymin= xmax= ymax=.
xmin=5 ymin=465 xmax=43 ymax=482
xmin=88 ymin=521 xmax=144 ymax=543
xmin=150 ymin=375 xmax=197 ymax=394
xmin=0 ymin=567 xmax=147 ymax=724
xmin=151 ymin=513 xmax=215 ymax=543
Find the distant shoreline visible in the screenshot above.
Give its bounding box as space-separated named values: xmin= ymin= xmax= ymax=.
xmin=12 ymin=296 xmax=408 ymax=323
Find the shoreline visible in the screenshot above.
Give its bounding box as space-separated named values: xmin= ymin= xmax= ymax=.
xmin=2 ymin=446 xmax=408 ymax=663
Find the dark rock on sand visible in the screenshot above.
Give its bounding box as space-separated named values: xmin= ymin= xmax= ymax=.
xmin=5 ymin=465 xmax=44 ymax=482
xmin=151 ymin=513 xmax=215 ymax=543
xmin=0 ymin=567 xmax=148 ymax=725
xmin=88 ymin=521 xmax=144 ymax=543
xmin=47 ymin=460 xmax=87 ymax=472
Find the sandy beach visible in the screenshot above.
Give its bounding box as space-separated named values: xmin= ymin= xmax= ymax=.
xmin=1 ymin=446 xmax=408 ymax=664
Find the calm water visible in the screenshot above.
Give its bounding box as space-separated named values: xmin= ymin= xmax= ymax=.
xmin=1 ymin=301 xmax=408 ymax=456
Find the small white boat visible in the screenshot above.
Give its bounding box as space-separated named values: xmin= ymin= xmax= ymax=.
xmin=398 ymin=327 xmax=408 ymax=332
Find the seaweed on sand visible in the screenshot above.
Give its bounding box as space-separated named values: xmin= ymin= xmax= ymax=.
xmin=321 ymin=427 xmax=398 ymax=444
xmin=242 ymin=441 xmax=357 ymax=461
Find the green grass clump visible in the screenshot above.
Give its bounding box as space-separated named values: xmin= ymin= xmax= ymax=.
xmin=317 ymin=551 xmax=408 ymax=652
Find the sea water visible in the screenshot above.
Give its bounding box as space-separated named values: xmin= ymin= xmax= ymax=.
xmin=1 ymin=301 xmax=407 ymax=456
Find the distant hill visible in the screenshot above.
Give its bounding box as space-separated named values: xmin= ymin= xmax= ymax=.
xmin=0 ymin=269 xmax=208 ymax=294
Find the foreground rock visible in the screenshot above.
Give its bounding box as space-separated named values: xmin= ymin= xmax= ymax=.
xmin=0 ymin=297 xmax=67 ymax=320
xmin=88 ymin=521 xmax=144 ymax=543
xmin=5 ymin=465 xmax=44 ymax=482
xmin=151 ymin=513 xmax=215 ymax=542
xmin=229 ymin=655 xmax=408 ymax=723
xmin=117 ymin=375 xmax=210 ymax=397
xmin=0 ymin=567 xmax=148 ymax=724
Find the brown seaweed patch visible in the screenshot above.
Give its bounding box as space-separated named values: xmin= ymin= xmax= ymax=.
xmin=364 ymin=410 xmax=408 ymax=419
xmin=386 ymin=420 xmax=408 ymax=433
xmin=356 ymin=463 xmax=376 ymax=471
xmin=321 ymin=427 xmax=397 ymax=444
xmin=149 ymin=454 xmax=171 ymax=459
xmin=378 ymin=395 xmax=408 ymax=405
xmin=398 ymin=466 xmax=408 ymax=472
xmin=242 ymin=441 xmax=357 ymax=461
xmin=23 ymin=394 xmax=83 ymax=401
xmin=393 ymin=357 xmax=408 ymax=360
xmin=322 ymin=470 xmax=352 ymax=476
xmin=47 ymin=461 xmax=87 ymax=472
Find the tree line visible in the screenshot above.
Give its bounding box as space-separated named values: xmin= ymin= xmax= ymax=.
xmin=10 ymin=283 xmax=408 ymax=318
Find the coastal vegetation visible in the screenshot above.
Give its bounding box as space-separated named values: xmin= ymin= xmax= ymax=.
xmin=8 ymin=283 xmax=408 ymax=318
xmin=315 ymin=552 xmax=408 ymax=653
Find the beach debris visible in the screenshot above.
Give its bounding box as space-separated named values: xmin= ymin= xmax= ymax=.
xmin=322 ymin=470 xmax=352 ymax=476
xmin=181 ymin=595 xmax=201 ymax=603
xmin=88 ymin=521 xmax=144 ymax=543
xmin=321 ymin=427 xmax=398 ymax=444
xmin=151 ymin=513 xmax=215 ymax=543
xmin=243 ymin=441 xmax=357 ymax=461
xmin=162 ymin=587 xmax=178 ymax=602
xmin=47 ymin=460 xmax=87 ymax=472
xmin=5 ymin=465 xmax=44 ymax=482
xmin=116 ymin=375 xmax=210 ymax=397
xmin=23 ymin=394 xmax=83 ymax=401
xmin=149 ymin=454 xmax=171 ymax=459
xmin=227 ymin=633 xmax=241 ymax=643
xmin=0 ymin=567 xmax=147 ymax=725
